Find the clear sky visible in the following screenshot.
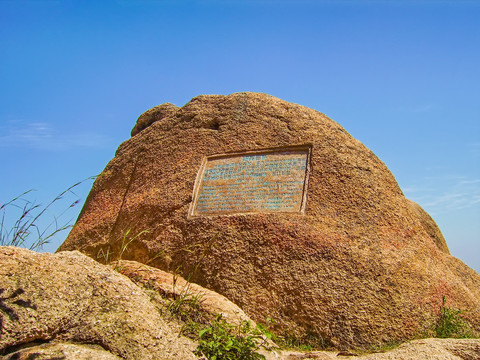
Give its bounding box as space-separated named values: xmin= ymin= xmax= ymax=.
xmin=0 ymin=0 xmax=478 ymax=272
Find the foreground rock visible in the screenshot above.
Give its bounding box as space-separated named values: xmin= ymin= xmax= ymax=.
xmin=0 ymin=247 xmax=196 ymax=360
xmin=284 ymin=338 xmax=480 ymax=359
xmin=1 ymin=246 xmax=478 ymax=360
xmin=113 ymin=260 xmax=253 ymax=326
xmin=59 ymin=92 xmax=480 ymax=348
xmin=357 ymin=338 xmax=480 ymax=360
xmin=2 ymin=343 xmax=123 ymax=360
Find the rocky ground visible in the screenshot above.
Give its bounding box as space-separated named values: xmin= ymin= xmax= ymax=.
xmin=1 ymin=247 xmax=478 ymax=360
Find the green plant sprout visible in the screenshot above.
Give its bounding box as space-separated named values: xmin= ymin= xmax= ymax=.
xmin=435 ymin=296 xmax=474 ymax=339
xmin=97 ymin=228 xmax=150 ymax=268
xmin=104 ymin=231 xmax=276 ymax=359
xmin=195 ymin=315 xmax=270 ymax=360
xmin=166 ymin=234 xmax=219 ymax=323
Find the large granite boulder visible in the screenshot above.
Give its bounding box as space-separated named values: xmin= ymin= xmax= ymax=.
xmin=0 ymin=247 xmax=197 ymax=360
xmin=58 ymin=92 xmax=480 ymax=349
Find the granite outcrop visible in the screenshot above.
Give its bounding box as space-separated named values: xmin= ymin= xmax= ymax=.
xmin=58 ymin=92 xmax=480 ymax=348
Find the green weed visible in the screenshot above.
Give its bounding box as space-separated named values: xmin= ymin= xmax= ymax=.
xmin=155 ymin=234 xmax=274 ymax=359
xmin=434 ymin=296 xmax=474 ymax=338
xmin=194 ymin=315 xmax=270 ymax=360
xmin=167 ymin=280 xmax=207 ymax=324
xmin=107 ymin=232 xmax=274 ymax=359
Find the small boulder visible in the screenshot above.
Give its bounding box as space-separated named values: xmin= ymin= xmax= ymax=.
xmin=131 ymin=103 xmax=179 ymax=136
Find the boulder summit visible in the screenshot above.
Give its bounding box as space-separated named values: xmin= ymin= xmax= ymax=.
xmin=59 ymin=92 xmax=480 ymax=348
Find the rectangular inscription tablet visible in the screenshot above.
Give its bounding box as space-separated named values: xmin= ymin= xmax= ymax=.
xmin=190 ymin=147 xmax=310 ymax=216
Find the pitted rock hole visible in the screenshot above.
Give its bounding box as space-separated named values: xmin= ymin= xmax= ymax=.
xmin=190 ymin=147 xmax=310 ymax=216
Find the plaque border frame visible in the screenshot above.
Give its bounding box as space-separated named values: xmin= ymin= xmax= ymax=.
xmin=188 ymin=144 xmax=312 ymax=217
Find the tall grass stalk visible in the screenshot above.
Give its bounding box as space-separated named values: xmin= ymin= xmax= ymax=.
xmin=166 ymin=233 xmax=219 ymax=321
xmin=0 ymin=177 xmax=95 ymax=251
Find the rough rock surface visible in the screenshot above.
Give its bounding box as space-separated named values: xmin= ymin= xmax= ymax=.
xmin=131 ymin=102 xmax=179 ymax=137
xmin=0 ymin=247 xmax=196 ymax=360
xmin=2 ymin=248 xmax=477 ymax=360
xmin=283 ymin=339 xmax=480 ymax=359
xmin=114 ymin=260 xmax=253 ymax=326
xmin=406 ymin=199 xmax=450 ymax=254
xmin=1 ymin=343 xmax=123 ymax=360
xmin=59 ymin=92 xmax=480 ymax=348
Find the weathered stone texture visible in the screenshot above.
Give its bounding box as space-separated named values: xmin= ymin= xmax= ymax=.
xmin=114 ymin=260 xmax=253 ymax=326
xmin=283 ymin=338 xmax=480 ymax=359
xmin=0 ymin=247 xmax=196 ymax=360
xmin=58 ymin=92 xmax=480 ymax=348
xmin=131 ymin=102 xmax=179 ymax=137
xmin=406 ymin=199 xmax=450 ymax=254
xmin=1 ymin=343 xmax=124 ymax=360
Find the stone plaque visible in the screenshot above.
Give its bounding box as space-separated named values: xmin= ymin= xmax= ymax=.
xmin=190 ymin=147 xmax=310 ymax=216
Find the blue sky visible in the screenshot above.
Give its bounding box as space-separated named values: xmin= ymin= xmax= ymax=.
xmin=0 ymin=0 xmax=478 ymax=272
